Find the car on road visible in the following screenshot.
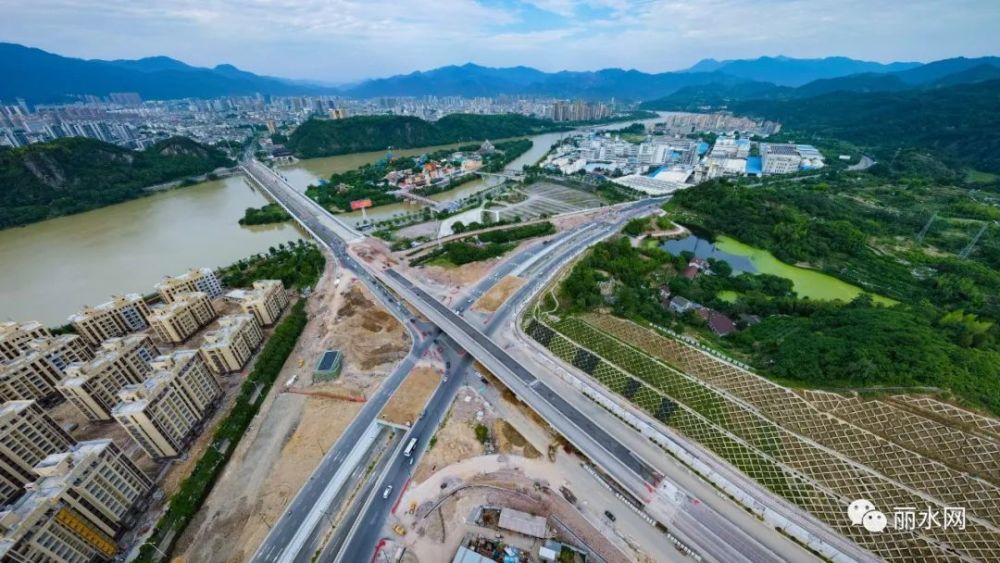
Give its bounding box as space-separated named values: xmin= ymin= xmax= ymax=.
xmin=382 ymin=485 xmax=394 ymax=499
xmin=604 ymin=510 xmax=616 ymax=522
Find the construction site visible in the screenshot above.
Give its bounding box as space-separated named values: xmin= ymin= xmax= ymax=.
xmin=171 ymin=257 xmax=411 ymax=562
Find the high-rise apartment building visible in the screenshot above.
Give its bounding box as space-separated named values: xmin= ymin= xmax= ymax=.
xmin=0 ymin=440 xmax=151 ymax=562
xmin=69 ymin=294 xmax=152 ymax=346
xmin=112 ymin=351 xmax=221 ymax=459
xmin=0 ymin=400 xmax=75 ymax=506
xmin=0 ymin=321 xmax=51 ymax=361
xmin=225 ymin=279 xmax=288 ymax=326
xmin=0 ymin=336 xmax=94 ymax=404
xmin=200 ymin=315 xmax=263 ymax=374
xmin=154 ymin=268 xmax=223 ymax=303
xmin=147 ymin=292 xmax=217 ymax=344
xmin=58 ymin=335 xmax=159 ymax=422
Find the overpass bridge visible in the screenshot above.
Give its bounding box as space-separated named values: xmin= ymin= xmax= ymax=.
xmin=243 ymin=157 xmax=871 ymax=563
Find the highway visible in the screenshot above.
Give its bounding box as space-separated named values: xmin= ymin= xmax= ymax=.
xmin=327 ymin=210 xmax=657 ymax=563
xmin=242 ymin=160 xmax=865 ymax=563
xmin=244 ymin=161 xmax=442 ymax=563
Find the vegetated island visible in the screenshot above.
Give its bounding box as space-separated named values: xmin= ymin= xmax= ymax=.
xmin=239 ymin=202 xmax=291 ymax=226
xmin=0 ymin=136 xmax=234 ymax=229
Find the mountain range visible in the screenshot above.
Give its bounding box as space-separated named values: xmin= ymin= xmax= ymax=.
xmin=2 ymin=42 xmax=999 ymax=106
xmin=0 ymin=43 xmax=332 ymax=105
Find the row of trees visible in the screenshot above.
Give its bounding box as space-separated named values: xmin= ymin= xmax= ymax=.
xmin=137 ymin=298 xmax=309 ymax=561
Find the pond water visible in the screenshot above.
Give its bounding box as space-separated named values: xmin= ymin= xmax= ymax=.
xmin=661 ymin=235 xmax=758 ymax=273
xmin=663 ymin=234 xmax=896 ymax=304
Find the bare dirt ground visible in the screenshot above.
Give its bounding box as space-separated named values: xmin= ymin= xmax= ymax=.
xmin=397 ymin=458 xmax=630 ymax=563
xmin=471 ymin=275 xmax=525 ymax=313
xmin=380 ymin=364 xmax=440 ymax=427
xmin=396 ymin=220 xmax=442 ymax=240
xmin=172 ymin=256 xmax=411 ymax=563
xmin=413 ymin=386 xmax=495 ymax=483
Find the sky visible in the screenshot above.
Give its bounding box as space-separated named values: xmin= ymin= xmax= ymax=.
xmin=1 ymin=0 xmax=998 ymax=83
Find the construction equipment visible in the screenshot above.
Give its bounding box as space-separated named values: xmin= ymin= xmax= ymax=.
xmin=298 ymin=359 xmax=305 ymax=368
xmin=408 ymin=501 xmax=417 ymax=514
xmin=285 ymin=389 xmax=366 ymax=403
xmin=393 ymin=524 xmax=407 ymax=536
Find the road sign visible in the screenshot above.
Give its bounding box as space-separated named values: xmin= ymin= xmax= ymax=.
xmin=350 ymin=198 xmax=373 ymax=210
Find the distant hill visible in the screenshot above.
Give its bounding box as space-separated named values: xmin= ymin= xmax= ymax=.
xmin=892 ymin=56 xmax=1000 ymax=85
xmin=0 ymin=136 xmax=234 ymax=229
xmin=0 ymin=43 xmax=332 ymax=105
xmin=682 ymin=55 xmax=921 ymax=86
xmin=342 ymin=63 xmax=757 ymax=101
xmin=642 ymin=57 xmax=1000 ymax=110
xmin=730 ymin=79 xmax=1000 ymax=172
xmin=287 ymin=113 xmax=570 ymax=158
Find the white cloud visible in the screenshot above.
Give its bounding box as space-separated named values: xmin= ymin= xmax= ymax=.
xmin=0 ymin=0 xmax=997 ymax=81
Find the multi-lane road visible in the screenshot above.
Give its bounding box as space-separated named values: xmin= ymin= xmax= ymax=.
xmin=242 ymin=160 xmax=868 ymax=563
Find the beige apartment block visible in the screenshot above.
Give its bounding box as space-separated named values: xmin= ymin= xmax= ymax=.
xmin=0 ymin=336 xmax=94 ymax=404
xmin=147 ymin=291 xmax=217 ymax=344
xmin=0 ymin=440 xmax=151 ymax=562
xmin=225 ymin=279 xmax=288 ymax=326
xmin=155 ymin=267 xmax=223 ymax=303
xmin=200 ymin=314 xmax=263 ymax=374
xmin=112 ymin=350 xmax=221 ymax=460
xmin=58 ymin=334 xmax=160 ymax=422
xmin=0 ymin=400 xmax=75 ymax=506
xmin=0 ymin=321 xmax=51 ymax=361
xmin=69 ymin=294 xmax=152 ymax=346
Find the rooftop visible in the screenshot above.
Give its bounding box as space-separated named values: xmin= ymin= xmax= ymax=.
xmin=497 ymin=507 xmax=548 ymax=538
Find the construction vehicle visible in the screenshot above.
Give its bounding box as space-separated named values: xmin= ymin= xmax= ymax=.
xmin=408 ymin=501 xmax=417 ymax=515
xmin=298 ymin=359 xmax=305 ymax=368
xmin=393 ymin=524 xmax=407 ymax=536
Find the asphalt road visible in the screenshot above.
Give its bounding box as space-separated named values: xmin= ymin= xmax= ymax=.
xmin=243 ymin=161 xmax=863 ymax=563
xmin=327 ymin=341 xmax=471 ymax=563
xmin=326 ymin=211 xmax=649 ymax=562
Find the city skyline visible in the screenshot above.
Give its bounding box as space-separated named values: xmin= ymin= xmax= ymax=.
xmin=2 ymin=0 xmax=998 ymax=83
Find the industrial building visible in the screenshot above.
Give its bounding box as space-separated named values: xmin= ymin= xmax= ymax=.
xmin=761 ymin=143 xmax=803 ymax=175
xmin=0 ymin=400 xmax=75 ymax=506
xmin=200 ymin=314 xmax=263 ymax=374
xmin=0 ymin=336 xmax=93 ymax=404
xmin=69 ymin=294 xmax=152 ymax=346
xmin=0 ymin=321 xmax=50 ymax=361
xmin=147 ymin=291 xmax=217 ymax=344
xmin=155 ymin=267 xmax=223 ymax=303
xmin=0 ymin=440 xmax=152 ymax=562
xmin=225 ymin=279 xmax=288 ymax=326
xmin=112 ymin=350 xmax=222 ymax=459
xmin=58 ymin=334 xmax=159 ymax=422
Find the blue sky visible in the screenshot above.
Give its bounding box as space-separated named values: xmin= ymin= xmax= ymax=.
xmin=1 ymin=0 xmax=998 ymax=82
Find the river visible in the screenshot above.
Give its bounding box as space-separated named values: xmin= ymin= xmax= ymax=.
xmin=0 ymin=176 xmax=304 ymax=325
xmin=0 ymin=114 xmax=665 ymax=325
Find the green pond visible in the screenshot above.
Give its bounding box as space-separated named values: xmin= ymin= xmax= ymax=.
xmin=714 ymin=236 xmax=896 ymax=305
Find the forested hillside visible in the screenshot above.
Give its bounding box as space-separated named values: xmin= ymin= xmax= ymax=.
xmin=287 ymin=114 xmax=569 ymax=158
xmin=0 ymin=136 xmax=233 ymax=229
xmin=730 ymin=79 xmax=1000 ymax=172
